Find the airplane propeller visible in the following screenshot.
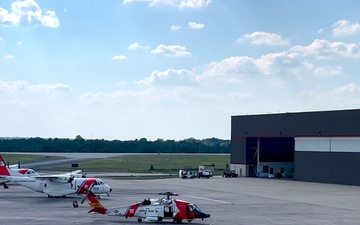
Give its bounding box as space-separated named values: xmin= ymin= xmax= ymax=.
xmin=80 ymin=181 xmax=97 ymax=205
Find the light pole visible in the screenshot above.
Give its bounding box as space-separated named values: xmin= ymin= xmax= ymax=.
xmin=169 ymin=141 xmax=173 ymax=176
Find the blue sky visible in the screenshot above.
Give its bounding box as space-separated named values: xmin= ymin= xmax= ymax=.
xmin=0 ymin=0 xmax=360 ymax=141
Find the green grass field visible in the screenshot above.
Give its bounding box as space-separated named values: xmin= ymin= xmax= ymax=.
xmin=0 ymin=153 xmax=230 ymax=175
xmin=49 ymin=154 xmax=230 ymax=174
xmin=0 ymin=154 xmax=62 ymax=165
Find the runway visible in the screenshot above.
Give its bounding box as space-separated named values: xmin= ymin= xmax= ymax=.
xmin=2 ymin=175 xmax=360 ymax=225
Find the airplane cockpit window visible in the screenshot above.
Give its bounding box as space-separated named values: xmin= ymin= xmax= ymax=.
xmin=95 ymin=180 xmax=105 ymax=185
xmin=96 ymin=180 xmax=105 ymax=185
xmin=27 ymin=170 xmax=35 ymax=174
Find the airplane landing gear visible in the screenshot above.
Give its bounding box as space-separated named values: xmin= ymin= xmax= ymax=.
xmin=137 ymin=218 xmax=142 ymax=222
xmin=3 ymin=183 xmax=9 ymax=189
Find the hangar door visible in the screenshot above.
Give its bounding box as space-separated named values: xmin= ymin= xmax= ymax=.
xmin=247 ymin=137 xmax=294 ymax=178
xmin=295 ymin=137 xmax=360 ymax=185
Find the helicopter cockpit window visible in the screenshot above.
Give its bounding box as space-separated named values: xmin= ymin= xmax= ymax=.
xmin=189 ymin=204 xmax=201 ymax=212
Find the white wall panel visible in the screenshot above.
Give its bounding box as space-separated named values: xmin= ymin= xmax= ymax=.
xmin=331 ymin=138 xmax=360 ymax=152
xmin=295 ymin=137 xmax=360 ymax=152
xmin=295 ymin=138 xmax=330 ymax=152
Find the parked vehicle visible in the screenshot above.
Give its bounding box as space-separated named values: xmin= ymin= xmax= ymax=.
xmin=198 ymin=170 xmax=212 ymax=178
xmin=222 ymin=170 xmax=238 ymax=178
xmin=179 ymin=170 xmax=197 ymax=179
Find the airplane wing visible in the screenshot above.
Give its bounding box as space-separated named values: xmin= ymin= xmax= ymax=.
xmin=34 ymin=175 xmax=72 ymax=183
xmin=0 ymin=178 xmax=10 ymax=184
xmin=34 ymin=170 xmax=85 ymax=182
xmin=59 ymin=170 xmax=85 ymax=178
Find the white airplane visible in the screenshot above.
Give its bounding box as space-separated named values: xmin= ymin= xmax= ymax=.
xmin=0 ymin=155 xmax=41 ymax=189
xmin=0 ymin=155 xmax=84 ymax=189
xmin=0 ymin=156 xmax=112 ymax=198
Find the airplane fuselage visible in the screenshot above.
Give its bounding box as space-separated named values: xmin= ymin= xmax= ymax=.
xmin=6 ymin=176 xmax=111 ymax=197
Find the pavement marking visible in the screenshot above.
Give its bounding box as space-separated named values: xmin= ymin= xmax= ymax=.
xmin=183 ymin=195 xmax=233 ymax=204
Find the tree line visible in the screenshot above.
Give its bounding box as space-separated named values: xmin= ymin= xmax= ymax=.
xmin=0 ymin=136 xmax=230 ymax=153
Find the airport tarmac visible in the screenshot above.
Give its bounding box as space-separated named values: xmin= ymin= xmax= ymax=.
xmin=1 ymin=175 xmax=360 ymax=225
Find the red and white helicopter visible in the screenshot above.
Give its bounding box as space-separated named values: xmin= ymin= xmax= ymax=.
xmin=0 ymin=155 xmax=112 ymax=198
xmin=85 ymin=191 xmax=210 ymax=223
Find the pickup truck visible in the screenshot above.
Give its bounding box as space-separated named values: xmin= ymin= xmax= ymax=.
xmin=198 ymin=170 xmax=212 ymax=178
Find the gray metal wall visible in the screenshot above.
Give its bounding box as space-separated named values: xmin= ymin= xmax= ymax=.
xmin=295 ymin=151 xmax=360 ymax=186
xmin=232 ymin=109 xmax=360 ymax=139
xmin=230 ymin=137 xmax=246 ymax=164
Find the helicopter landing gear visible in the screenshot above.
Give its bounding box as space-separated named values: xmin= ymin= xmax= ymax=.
xmin=173 ymin=218 xmax=182 ymax=224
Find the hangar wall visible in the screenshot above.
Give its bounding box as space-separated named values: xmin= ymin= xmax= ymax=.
xmin=231 ymin=109 xmax=360 ymax=185
xmin=295 ymin=137 xmax=360 ymax=185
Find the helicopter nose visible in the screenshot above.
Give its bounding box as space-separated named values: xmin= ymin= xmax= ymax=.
xmin=196 ymin=212 xmax=210 ymax=219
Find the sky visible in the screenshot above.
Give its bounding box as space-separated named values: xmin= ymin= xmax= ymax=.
xmin=0 ymin=0 xmax=360 ymax=141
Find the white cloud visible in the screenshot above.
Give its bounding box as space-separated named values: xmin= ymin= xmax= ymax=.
xmin=17 ymin=41 xmax=22 ymax=46
xmin=128 ymin=42 xmax=143 ymax=51
xmin=142 ymin=45 xmax=345 ymax=88
xmin=332 ymin=20 xmax=360 ymax=37
xmin=313 ymin=66 xmax=343 ymax=77
xmin=111 ymin=55 xmax=127 ymax=60
xmin=78 ymin=86 xmax=193 ymax=106
xmin=197 ymin=56 xmax=258 ymax=83
xmin=0 ymin=0 xmax=60 ymax=28
xmin=4 ymin=54 xmax=15 ymax=59
xmin=188 ymin=22 xmax=204 ymax=29
xmin=151 ymin=44 xmax=191 ymax=57
xmin=179 ymin=0 xmax=211 ymax=9
xmin=170 ymin=25 xmax=182 ymax=31
xmin=0 ymin=80 xmax=71 ymax=93
xmin=299 ymin=83 xmax=360 ymax=109
xmin=123 ymin=0 xmax=212 ymax=8
xmin=136 ymin=69 xmax=194 ymax=85
xmin=239 ymin=32 xmax=290 ymax=46
xmin=333 ymin=82 xmax=360 ymax=95
xmin=290 ymin=39 xmax=360 ymax=59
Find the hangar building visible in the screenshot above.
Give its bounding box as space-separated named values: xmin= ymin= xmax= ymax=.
xmin=230 ymin=109 xmax=360 ymax=186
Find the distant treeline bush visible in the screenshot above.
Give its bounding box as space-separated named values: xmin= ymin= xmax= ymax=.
xmin=0 ymin=136 xmax=230 ymax=153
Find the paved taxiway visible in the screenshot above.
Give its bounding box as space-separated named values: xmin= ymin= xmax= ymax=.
xmin=2 ymin=175 xmax=360 ymax=225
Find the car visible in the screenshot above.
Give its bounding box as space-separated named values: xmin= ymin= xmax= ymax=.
xmin=180 ymin=170 xmax=197 ymax=179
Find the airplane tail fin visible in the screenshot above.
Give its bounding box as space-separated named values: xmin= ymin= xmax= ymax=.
xmin=0 ymin=155 xmax=11 ymax=176
xmin=87 ymin=191 xmax=107 ymax=215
